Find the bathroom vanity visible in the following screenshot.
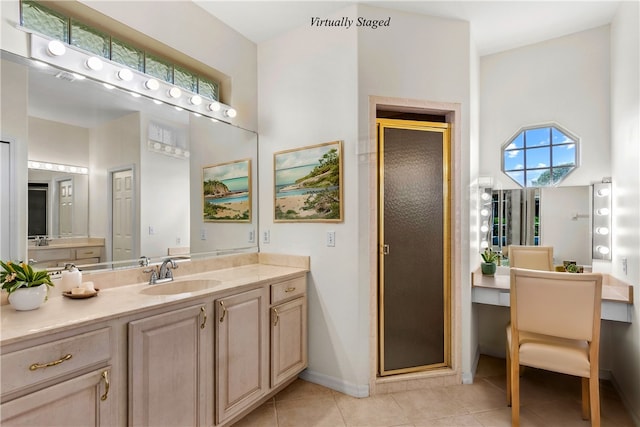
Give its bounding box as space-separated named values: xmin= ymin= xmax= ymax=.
xmin=0 ymin=253 xmax=309 ymax=426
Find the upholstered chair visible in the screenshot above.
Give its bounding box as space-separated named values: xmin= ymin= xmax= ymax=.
xmin=508 ymin=245 xmax=554 ymax=271
xmin=506 ymin=268 xmax=603 ymax=426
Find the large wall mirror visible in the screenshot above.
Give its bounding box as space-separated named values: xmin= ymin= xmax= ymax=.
xmin=2 ymin=50 xmax=258 ymax=270
xmin=490 ymin=186 xmax=591 ymax=266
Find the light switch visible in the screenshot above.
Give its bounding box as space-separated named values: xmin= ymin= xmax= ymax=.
xmin=326 ymin=231 xmax=336 ymax=247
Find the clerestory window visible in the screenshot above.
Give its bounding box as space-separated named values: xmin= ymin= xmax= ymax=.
xmin=502 ymin=124 xmax=579 ymax=187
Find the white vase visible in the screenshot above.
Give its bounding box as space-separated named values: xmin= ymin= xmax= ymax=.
xmin=8 ymin=284 xmax=48 ymax=311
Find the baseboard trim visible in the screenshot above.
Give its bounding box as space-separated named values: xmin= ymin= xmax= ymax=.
xmin=299 ymin=369 xmax=369 ymax=398
xmin=609 ymin=371 xmax=640 ymax=427
xmin=463 ymin=347 xmax=481 ymax=384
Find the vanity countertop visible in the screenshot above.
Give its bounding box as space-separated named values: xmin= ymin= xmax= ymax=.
xmin=471 ymin=267 xmax=633 ymax=304
xmin=1 ymin=255 xmax=309 ymax=346
xmin=28 ymin=242 xmax=105 ymax=250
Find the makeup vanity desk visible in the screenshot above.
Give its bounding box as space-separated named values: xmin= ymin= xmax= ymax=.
xmin=472 ymin=267 xmax=634 ymax=323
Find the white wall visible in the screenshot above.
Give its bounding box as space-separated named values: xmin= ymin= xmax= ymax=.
xmin=139 ymin=115 xmax=190 ymax=258
xmin=480 ymin=26 xmax=611 ymax=190
xmin=609 ymin=1 xmax=640 ymax=423
xmin=259 ymin=4 xmax=472 ymax=395
xmin=28 ymin=118 xmax=90 ymax=166
xmin=477 ymin=26 xmax=613 ymax=360
xmin=258 ymin=4 xmax=361 ymax=395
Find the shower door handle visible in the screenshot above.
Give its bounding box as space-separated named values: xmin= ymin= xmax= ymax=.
xmin=382 ymin=244 xmax=390 ymax=255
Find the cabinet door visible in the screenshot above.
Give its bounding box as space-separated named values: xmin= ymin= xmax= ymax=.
xmin=271 ymin=296 xmax=307 ymax=388
xmin=216 ymin=288 xmax=269 ymax=424
xmin=1 ymin=367 xmax=113 ymax=426
xmin=129 ymin=304 xmax=213 ymax=427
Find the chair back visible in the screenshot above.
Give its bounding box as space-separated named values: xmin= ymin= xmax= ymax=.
xmin=509 ymin=245 xmax=554 ymax=271
xmin=510 ymin=268 xmax=602 ymax=341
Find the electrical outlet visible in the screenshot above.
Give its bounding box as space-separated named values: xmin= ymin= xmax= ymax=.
xmin=327 ymin=231 xmax=336 ymax=247
xmin=148 ymin=225 xmax=155 ymax=235
xmin=622 ymin=258 xmax=628 ymax=275
xmin=200 ymin=228 xmax=207 ymax=240
xmin=262 ymin=230 xmax=270 ymax=244
xmin=176 ymin=237 xmax=181 ymax=245
xmin=248 ymin=229 xmax=255 ymax=243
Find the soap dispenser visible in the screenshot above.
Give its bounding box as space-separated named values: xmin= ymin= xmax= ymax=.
xmin=61 ymin=264 xmax=82 ymax=292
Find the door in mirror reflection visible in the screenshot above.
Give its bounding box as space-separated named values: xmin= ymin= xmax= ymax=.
xmin=112 ymin=169 xmax=134 ymax=262
xmin=58 ymin=179 xmax=72 ymax=236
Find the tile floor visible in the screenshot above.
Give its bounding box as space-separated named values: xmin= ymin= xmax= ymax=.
xmin=232 ymin=355 xmax=635 ymax=427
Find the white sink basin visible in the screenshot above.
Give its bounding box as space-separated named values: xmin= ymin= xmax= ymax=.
xmin=140 ymin=279 xmax=222 ymax=296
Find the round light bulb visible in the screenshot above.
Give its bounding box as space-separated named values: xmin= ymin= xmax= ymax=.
xmin=480 ymin=240 xmax=489 ymax=249
xmin=117 ymin=69 xmax=133 ymax=81
xmin=596 ymin=208 xmax=610 ymax=216
xmin=596 ymin=246 xmax=610 ymax=255
xmin=47 ymin=40 xmax=66 ymax=56
xmin=80 ymin=168 xmax=88 ymax=174
xmin=184 ymin=151 xmax=191 ymax=158
xmin=480 ymin=208 xmax=489 ymax=217
xmin=207 ymin=102 xmax=221 ymax=112
xmin=31 ymin=161 xmax=41 ymax=168
xmin=153 ymin=142 xmax=161 ymax=149
xmin=145 ymin=79 xmax=160 ymax=91
xmin=85 ymin=57 xmax=104 ymax=71
xmin=481 ymin=192 xmax=491 ymax=201
xmin=597 ymin=187 xmax=610 ymax=197
xmin=164 ymin=146 xmax=173 ymax=153
xmin=57 ymin=164 xmax=66 ymax=171
xmin=69 ymin=166 xmax=77 ymax=173
xmin=480 ymin=224 xmax=489 ymax=233
xmin=224 ymin=108 xmax=237 ymax=118
xmin=45 ymin=163 xmax=53 ymax=170
xmin=189 ymin=95 xmax=202 ymax=106
xmin=168 ymin=87 xmax=182 ymax=98
xmin=595 ymin=227 xmax=609 ymax=235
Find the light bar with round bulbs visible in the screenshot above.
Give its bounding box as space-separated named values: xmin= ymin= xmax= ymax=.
xmin=30 ymin=33 xmax=237 ymax=124
xmin=592 ymin=181 xmax=612 ymax=260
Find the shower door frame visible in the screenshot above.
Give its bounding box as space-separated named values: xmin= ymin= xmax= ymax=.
xmin=377 ymin=118 xmax=452 ymax=376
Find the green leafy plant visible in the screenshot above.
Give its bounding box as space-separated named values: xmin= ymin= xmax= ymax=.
xmin=1 ymin=260 xmax=54 ymax=294
xmin=481 ymin=248 xmax=500 ymax=264
xmin=565 ymin=263 xmax=581 ymax=273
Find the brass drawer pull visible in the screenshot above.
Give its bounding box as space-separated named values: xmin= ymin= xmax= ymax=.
xmin=284 ymin=287 xmax=296 ymax=293
xmin=100 ymin=370 xmax=110 ymax=401
xmin=219 ymin=300 xmax=227 ymax=323
xmin=29 ymin=354 xmax=72 ymax=371
xmin=273 ymin=308 xmax=279 ymax=326
xmin=200 ymin=306 xmax=207 ymax=329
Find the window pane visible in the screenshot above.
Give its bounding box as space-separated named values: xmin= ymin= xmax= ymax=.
xmin=552 ymin=144 xmax=576 ymax=167
xmin=198 ymin=78 xmax=219 ymax=101
xmin=145 ymin=55 xmax=173 ymax=83
xmin=506 ymin=171 xmax=525 ymax=187
xmin=552 ymin=167 xmax=573 ymax=185
xmin=174 ymin=67 xmax=198 ymax=92
xmin=504 ymin=149 xmax=524 ymax=171
xmin=526 ymin=146 xmax=550 ymax=169
xmin=526 ymin=169 xmax=550 ymax=187
xmin=525 ymin=127 xmax=550 ymax=147
xmin=552 ymin=127 xmax=574 ymax=145
xmin=111 ymin=39 xmax=144 ymax=71
xmin=71 ymin=20 xmax=110 ymax=57
xmin=506 ymin=133 xmax=524 ymax=150
xmin=22 ymin=1 xmax=68 ymax=42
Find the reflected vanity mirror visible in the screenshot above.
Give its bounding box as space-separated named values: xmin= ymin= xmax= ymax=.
xmin=2 ymin=50 xmax=258 ymax=270
xmin=490 ymin=186 xmax=591 ymax=266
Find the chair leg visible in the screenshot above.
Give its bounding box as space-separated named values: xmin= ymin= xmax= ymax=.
xmin=581 ymin=377 xmax=590 ymax=420
xmin=510 ymin=359 xmax=520 ymax=426
xmin=589 ymin=375 xmax=601 ymax=427
xmin=506 ymin=343 xmax=512 ymax=406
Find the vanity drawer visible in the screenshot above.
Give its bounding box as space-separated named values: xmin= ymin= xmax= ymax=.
xmin=28 ymin=248 xmax=73 ymax=262
xmin=74 ymin=247 xmax=102 ymax=259
xmin=271 ymin=276 xmax=306 ymax=305
xmin=1 ymin=327 xmax=111 ymax=398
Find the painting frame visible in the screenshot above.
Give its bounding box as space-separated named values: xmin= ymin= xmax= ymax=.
xmin=274 ymin=140 xmax=343 ymax=223
xmin=202 ymin=158 xmax=252 ymax=223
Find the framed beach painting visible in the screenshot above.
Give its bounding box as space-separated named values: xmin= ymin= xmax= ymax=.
xmin=202 ymin=159 xmax=251 ymax=222
xmin=274 ymin=140 xmax=343 ymax=222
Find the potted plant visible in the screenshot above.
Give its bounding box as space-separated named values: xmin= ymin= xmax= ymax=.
xmin=1 ymin=261 xmax=54 ymax=311
xmin=480 ymin=248 xmax=499 ymax=276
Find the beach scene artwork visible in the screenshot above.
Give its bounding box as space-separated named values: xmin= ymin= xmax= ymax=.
xmin=202 ymin=159 xmax=251 ymax=222
xmin=274 ymin=141 xmax=343 ymax=222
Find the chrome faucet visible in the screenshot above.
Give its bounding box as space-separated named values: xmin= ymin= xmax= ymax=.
xmin=143 ymin=258 xmax=178 ymax=285
xmin=158 ymin=258 xmax=178 ymax=281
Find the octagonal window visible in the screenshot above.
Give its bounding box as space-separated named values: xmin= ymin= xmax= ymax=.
xmin=502 ymin=124 xmax=578 ymax=187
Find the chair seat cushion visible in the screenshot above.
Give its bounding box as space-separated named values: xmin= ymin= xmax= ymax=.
xmin=507 ymin=327 xmax=591 ymax=378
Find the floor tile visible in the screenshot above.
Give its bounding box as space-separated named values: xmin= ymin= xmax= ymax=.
xmin=334 ymin=393 xmax=410 ymax=426
xmin=275 ymin=395 xmax=345 ymax=427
